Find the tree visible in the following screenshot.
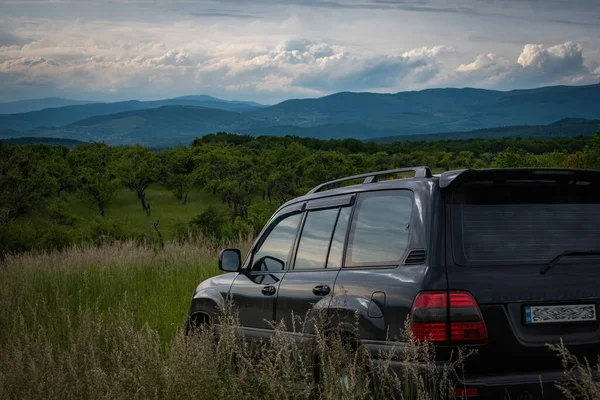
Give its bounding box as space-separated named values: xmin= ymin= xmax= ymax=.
xmin=193 ymin=143 xmax=257 ymax=220
xmin=492 ymin=148 xmax=528 ymax=168
xmin=583 ymin=131 xmax=600 ymax=169
xmin=112 ymin=146 xmax=159 ymax=214
xmin=564 ymin=152 xmax=586 ymax=169
xmin=266 ymin=170 xmax=297 ymax=203
xmin=160 ymin=147 xmax=196 ymax=204
xmin=68 ymin=143 xmax=119 ymax=217
xmin=0 ymin=144 xmax=60 ymax=223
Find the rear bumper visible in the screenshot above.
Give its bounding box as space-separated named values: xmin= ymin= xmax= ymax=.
xmin=363 ymin=340 xmax=572 ymax=399
xmin=376 ymin=359 xmax=567 ymax=399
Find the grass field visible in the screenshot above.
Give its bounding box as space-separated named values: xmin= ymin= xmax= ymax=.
xmin=1 ymin=240 xmax=599 ymax=399
xmin=53 ymin=184 xmax=222 ymax=240
xmin=0 ymin=239 xmax=454 ymax=399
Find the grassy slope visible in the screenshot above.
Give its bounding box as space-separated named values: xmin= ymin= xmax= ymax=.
xmin=0 ymin=242 xmax=221 ymax=344
xmin=1 ymin=241 xmax=597 ymax=399
xmin=23 ymin=184 xmax=222 ymax=241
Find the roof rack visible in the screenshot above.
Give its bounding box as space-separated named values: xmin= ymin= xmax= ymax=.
xmin=306 ymin=167 xmax=432 ymax=195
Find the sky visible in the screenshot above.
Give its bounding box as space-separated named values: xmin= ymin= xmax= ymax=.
xmin=0 ymin=0 xmax=599 ymax=104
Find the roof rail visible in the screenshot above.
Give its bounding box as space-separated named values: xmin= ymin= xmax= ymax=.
xmin=306 ymin=167 xmax=432 ymax=195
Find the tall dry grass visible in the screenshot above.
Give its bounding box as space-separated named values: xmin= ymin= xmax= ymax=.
xmin=1 ymin=239 xmax=598 ymax=399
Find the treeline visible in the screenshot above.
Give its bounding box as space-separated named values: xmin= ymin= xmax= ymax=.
xmin=1 ymin=132 xmax=599 ymax=256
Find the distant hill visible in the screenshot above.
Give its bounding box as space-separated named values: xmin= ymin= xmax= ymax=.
xmin=1 ymin=83 xmax=599 ymax=146
xmin=175 ymin=95 xmax=265 ymax=108
xmin=1 ymin=137 xmax=88 ymax=147
xmin=19 ymin=106 xmax=253 ymax=146
xmin=249 ymin=83 xmax=600 ymax=134
xmin=0 ymin=98 xmax=96 ymax=114
xmin=371 ymin=118 xmax=600 ymax=143
xmin=0 ymin=96 xmax=265 ymax=131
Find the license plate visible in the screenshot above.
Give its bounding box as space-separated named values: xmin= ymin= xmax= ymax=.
xmin=524 ymin=304 xmax=597 ymax=324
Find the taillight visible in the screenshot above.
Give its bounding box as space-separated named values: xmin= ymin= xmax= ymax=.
xmin=410 ymin=291 xmax=487 ymax=344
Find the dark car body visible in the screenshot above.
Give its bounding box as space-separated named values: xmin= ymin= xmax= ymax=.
xmin=188 ymin=167 xmax=600 ymax=399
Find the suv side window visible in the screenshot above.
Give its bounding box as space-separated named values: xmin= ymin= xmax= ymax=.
xmin=294 ymin=208 xmax=341 ymax=270
xmin=251 ymin=213 xmax=302 ymax=272
xmin=326 ymin=207 xmax=351 ymax=269
xmin=345 ymin=190 xmax=413 ymax=267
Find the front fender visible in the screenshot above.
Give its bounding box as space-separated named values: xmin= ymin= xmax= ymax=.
xmin=189 ymin=288 xmax=226 ymax=321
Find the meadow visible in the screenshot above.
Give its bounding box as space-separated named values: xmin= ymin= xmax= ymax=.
xmin=2 ymin=133 xmax=600 ymax=399
xmin=1 ymin=239 xmax=599 ymax=400
xmin=0 ymin=239 xmax=455 ymax=400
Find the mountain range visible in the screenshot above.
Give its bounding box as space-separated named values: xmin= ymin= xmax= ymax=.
xmin=1 ymin=83 xmax=599 ymax=146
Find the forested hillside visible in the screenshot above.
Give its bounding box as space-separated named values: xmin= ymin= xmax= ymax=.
xmin=2 ymin=83 xmax=599 ymax=146
xmin=2 ymin=132 xmax=599 ymax=257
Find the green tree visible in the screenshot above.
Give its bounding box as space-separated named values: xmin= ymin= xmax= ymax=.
xmin=492 ymin=148 xmax=528 ymax=168
xmin=525 ymin=151 xmax=567 ymax=168
xmin=564 ymin=152 xmax=586 ymax=169
xmin=113 ymin=145 xmax=159 ymax=214
xmin=160 ymin=147 xmax=196 ymax=204
xmin=0 ymin=144 xmax=60 ymax=223
xmin=583 ymin=131 xmax=600 ymax=169
xmin=194 ymin=143 xmax=257 ymax=219
xmin=68 ymin=143 xmax=119 ymax=217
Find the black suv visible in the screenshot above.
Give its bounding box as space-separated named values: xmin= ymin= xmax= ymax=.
xmin=188 ymin=167 xmax=600 ymax=398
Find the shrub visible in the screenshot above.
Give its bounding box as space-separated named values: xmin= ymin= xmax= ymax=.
xmin=47 ymin=198 xmax=75 ymax=226
xmin=190 ymin=205 xmax=229 ymax=239
xmin=87 ymin=217 xmax=147 ymax=246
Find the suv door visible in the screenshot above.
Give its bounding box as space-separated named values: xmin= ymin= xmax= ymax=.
xmin=276 ymin=194 xmax=354 ymax=332
xmin=331 ymin=189 xmax=425 ymax=341
xmin=229 ymin=205 xmax=303 ymax=338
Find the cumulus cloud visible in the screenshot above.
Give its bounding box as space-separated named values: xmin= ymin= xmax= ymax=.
xmin=402 ymin=45 xmax=453 ymax=59
xmin=454 ymin=42 xmax=598 ymax=88
xmin=0 ymin=1 xmax=598 ymax=103
xmin=0 ymin=32 xmax=445 ymax=101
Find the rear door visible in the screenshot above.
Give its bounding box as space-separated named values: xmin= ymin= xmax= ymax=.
xmin=444 ymin=169 xmax=600 ymax=375
xmin=275 ymin=194 xmax=353 ymax=332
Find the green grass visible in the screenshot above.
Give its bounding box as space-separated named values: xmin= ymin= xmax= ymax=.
xmin=1 ymin=241 xmax=598 ymax=399
xmin=0 ymin=240 xmax=457 ymax=400
xmin=71 ymin=184 xmax=222 ymax=239
xmin=0 ymin=241 xmax=221 ymax=346
xmin=22 ymin=184 xmax=223 ymax=241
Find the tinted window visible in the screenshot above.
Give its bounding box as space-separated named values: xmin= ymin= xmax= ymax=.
xmin=294 ymin=208 xmax=339 ymax=270
xmin=326 ymin=207 xmax=351 ymax=269
xmin=451 ymin=183 xmax=600 ymax=265
xmin=346 ymin=191 xmax=413 ymax=267
xmin=252 ymin=213 xmax=302 ymax=272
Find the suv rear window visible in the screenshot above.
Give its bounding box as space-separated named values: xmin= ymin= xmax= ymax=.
xmin=345 ymin=190 xmax=413 ymax=267
xmin=450 ymin=182 xmax=600 ymax=265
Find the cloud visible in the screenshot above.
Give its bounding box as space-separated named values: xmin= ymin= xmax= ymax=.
xmin=0 ymin=0 xmax=598 ymax=102
xmin=454 ymin=42 xmax=598 ymax=89
xmin=402 ymin=45 xmax=453 ymax=59
xmin=0 ymin=34 xmax=443 ymax=101
xmin=0 ymin=29 xmax=30 ymax=47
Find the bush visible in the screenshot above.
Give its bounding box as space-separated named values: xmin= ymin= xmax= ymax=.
xmin=0 ymin=220 xmax=75 ymax=257
xmin=38 ymin=223 xmax=74 ymax=252
xmin=47 ymin=198 xmax=75 ymax=226
xmin=0 ymin=220 xmax=39 ymax=257
xmin=190 ymin=205 xmax=229 ymax=239
xmin=87 ymin=217 xmax=147 ymax=246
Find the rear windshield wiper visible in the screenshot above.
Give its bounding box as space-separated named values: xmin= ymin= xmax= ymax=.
xmin=540 ymin=250 xmax=600 ymax=275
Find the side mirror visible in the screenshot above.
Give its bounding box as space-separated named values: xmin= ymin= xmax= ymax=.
xmin=219 ymin=249 xmax=242 ymax=272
